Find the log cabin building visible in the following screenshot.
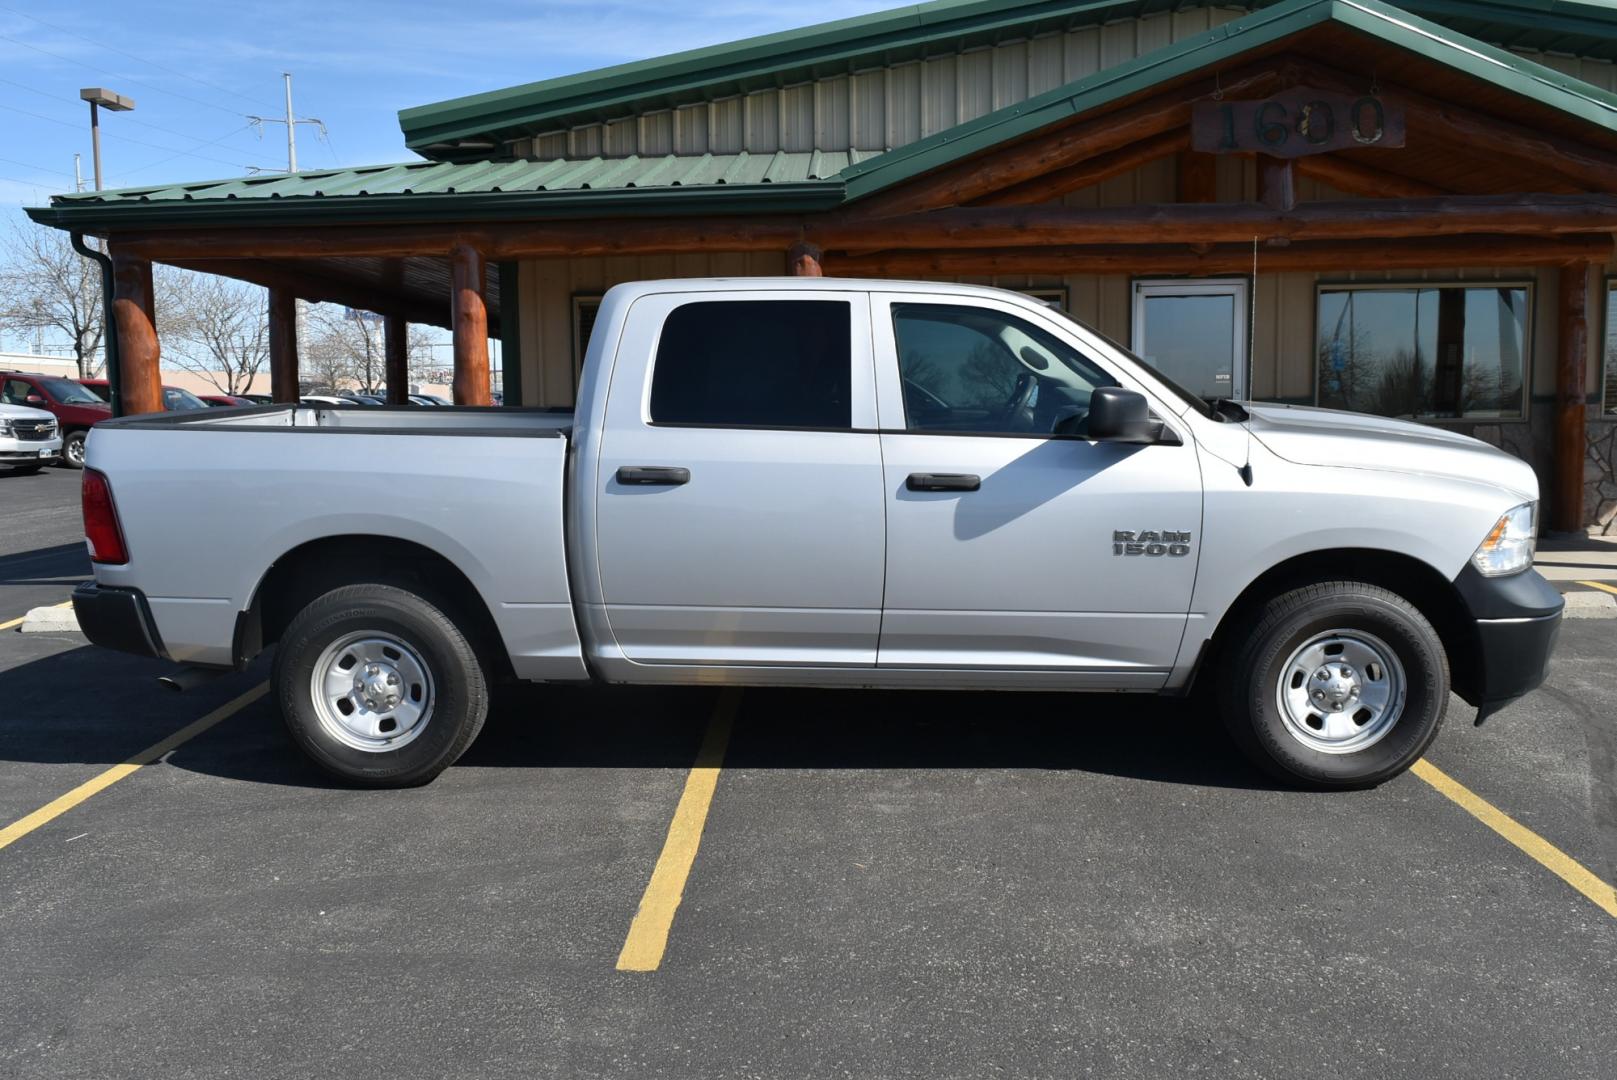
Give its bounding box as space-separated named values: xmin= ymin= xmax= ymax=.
xmin=25 ymin=0 xmax=1617 ymax=532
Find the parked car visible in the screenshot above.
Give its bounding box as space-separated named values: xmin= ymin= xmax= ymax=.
xmin=78 ymin=378 xmax=211 ymax=413
xmin=71 ymin=279 xmax=1562 ymax=790
xmin=341 ymin=393 xmax=388 ymax=406
xmin=411 ymin=394 xmax=450 ymax=406
xmin=238 ymin=394 xmax=272 ymax=405
xmin=0 ymin=400 xmax=62 ymax=474
xmin=0 ymin=370 xmax=110 ymax=468
xmin=299 ymin=395 xmax=362 ymax=407
xmin=199 ymin=394 xmax=255 ymax=408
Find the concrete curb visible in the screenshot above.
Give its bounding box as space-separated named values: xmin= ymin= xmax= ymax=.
xmin=1562 ymin=591 xmax=1617 ymax=619
xmin=19 ymin=605 xmax=82 ymax=633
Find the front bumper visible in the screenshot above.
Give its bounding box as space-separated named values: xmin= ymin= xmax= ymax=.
xmin=0 ymin=438 xmax=61 ymax=464
xmin=1453 ymin=564 xmax=1563 ymax=711
xmin=72 ymin=580 xmax=167 ymax=660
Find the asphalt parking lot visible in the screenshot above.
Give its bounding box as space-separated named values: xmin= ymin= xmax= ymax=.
xmin=1 ymin=467 xmax=1614 ymax=1079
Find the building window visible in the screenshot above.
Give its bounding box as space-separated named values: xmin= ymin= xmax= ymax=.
xmin=1604 ymin=281 xmax=1617 ymax=416
xmin=1316 ymin=283 xmax=1529 ymax=421
xmin=573 ymin=294 xmax=601 ymax=376
xmin=649 ymin=300 xmax=852 ymax=428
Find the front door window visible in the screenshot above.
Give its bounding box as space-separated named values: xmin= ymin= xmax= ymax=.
xmin=1131 ymin=279 xmax=1249 ymax=401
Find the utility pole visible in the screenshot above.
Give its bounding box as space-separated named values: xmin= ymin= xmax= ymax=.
xmin=248 ymin=73 xmax=326 ymax=173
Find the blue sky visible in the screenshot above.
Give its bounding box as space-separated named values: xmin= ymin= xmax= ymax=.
xmin=0 ymin=0 xmax=893 ymax=207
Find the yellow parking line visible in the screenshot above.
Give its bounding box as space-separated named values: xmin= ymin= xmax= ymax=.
xmin=0 ymin=599 xmax=74 ymax=633
xmin=0 ymin=682 xmax=268 ymax=853
xmin=1411 ymin=758 xmax=1617 ymax=919
xmin=616 ymin=688 xmax=741 ymax=972
xmin=1577 ymin=580 xmax=1617 ymax=597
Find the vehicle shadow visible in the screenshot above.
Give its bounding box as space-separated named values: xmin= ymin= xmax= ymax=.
xmin=0 ymin=541 xmax=90 ymax=590
xmin=0 ymin=643 xmax=1277 ymax=792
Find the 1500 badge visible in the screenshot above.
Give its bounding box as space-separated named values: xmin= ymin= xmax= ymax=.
xmin=1113 ymin=530 xmax=1192 ymax=557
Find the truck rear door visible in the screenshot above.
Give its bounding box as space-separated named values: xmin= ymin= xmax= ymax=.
xmin=593 ymin=290 xmax=886 ymax=668
xmin=870 ymin=291 xmax=1202 ymax=685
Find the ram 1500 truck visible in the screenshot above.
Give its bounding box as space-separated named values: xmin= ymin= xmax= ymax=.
xmin=71 ymin=279 xmax=1562 ymax=789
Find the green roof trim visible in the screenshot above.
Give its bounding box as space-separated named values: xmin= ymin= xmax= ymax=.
xmin=25 ymin=151 xmax=865 ymax=230
xmin=837 ymin=0 xmax=1617 ymax=199
xmin=397 ymin=0 xmax=1617 ymax=154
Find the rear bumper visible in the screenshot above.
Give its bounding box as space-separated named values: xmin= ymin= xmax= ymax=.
xmin=1453 ymin=564 xmax=1563 ymax=710
xmin=72 ymin=580 xmax=167 ymax=660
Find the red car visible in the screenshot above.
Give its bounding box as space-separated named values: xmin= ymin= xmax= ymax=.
xmin=0 ymin=370 xmax=111 ymax=469
xmin=198 ymin=393 xmax=255 ymax=407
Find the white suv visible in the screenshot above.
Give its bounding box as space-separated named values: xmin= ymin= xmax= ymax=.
xmin=0 ymin=402 xmax=63 ymax=474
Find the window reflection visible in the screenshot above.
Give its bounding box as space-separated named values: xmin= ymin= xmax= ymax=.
xmin=1316 ymin=285 xmax=1527 ymax=420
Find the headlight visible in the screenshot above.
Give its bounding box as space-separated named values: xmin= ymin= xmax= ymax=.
xmin=1471 ymin=502 xmax=1537 ymax=577
xmin=0 ymin=419 xmax=12 ymax=437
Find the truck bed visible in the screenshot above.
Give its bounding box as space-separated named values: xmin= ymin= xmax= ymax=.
xmin=83 ymin=405 xmax=586 ymax=682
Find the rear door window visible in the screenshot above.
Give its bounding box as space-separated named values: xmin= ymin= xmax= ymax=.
xmin=649 ymin=300 xmax=852 ymax=429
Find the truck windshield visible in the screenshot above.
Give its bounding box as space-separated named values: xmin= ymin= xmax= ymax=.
xmin=1051 ymin=312 xmax=1220 ymax=421
xmin=39 ymin=377 xmax=103 ymax=405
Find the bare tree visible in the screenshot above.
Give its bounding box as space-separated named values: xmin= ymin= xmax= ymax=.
xmin=305 ymin=305 xmax=438 ymax=394
xmin=0 ymin=219 xmax=105 ymax=378
xmin=158 ymin=269 xmax=270 ymax=395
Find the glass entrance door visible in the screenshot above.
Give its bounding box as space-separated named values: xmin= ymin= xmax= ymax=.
xmin=1131 ymin=279 xmax=1249 ymax=401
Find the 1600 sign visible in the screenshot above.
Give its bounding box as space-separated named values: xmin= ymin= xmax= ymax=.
xmin=1190 ymin=88 xmax=1405 ymax=158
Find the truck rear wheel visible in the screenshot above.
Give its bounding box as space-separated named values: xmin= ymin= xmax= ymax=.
xmin=1218 ymin=581 xmax=1448 ymax=788
xmin=273 ymin=582 xmax=488 ymax=787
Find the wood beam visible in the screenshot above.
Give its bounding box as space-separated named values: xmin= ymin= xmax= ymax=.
xmin=267 ymin=288 xmax=299 ymax=403
xmin=172 ymin=258 xmax=451 ymax=329
xmin=109 ymin=248 xmax=162 ymax=415
xmin=450 ymin=243 xmax=490 ymax=407
xmin=831 ymin=195 xmax=1617 ymax=252
xmin=1258 ymin=158 xmax=1295 ymax=212
xmin=847 ymin=65 xmax=1282 ymax=216
xmin=384 ymin=315 xmax=409 ymax=405
xmin=787 ymin=241 xmax=824 ymax=276
xmin=1554 ymin=262 xmax=1592 ymax=533
xmin=831 ymin=234 xmax=1616 ymax=277
xmin=975 ymin=130 xmax=1189 ymax=207
xmin=1177 ymin=150 xmax=1218 ymax=203
xmin=1293 ymin=155 xmax=1447 ymax=199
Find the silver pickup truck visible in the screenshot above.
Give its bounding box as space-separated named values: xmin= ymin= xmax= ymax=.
xmin=72 ymin=278 xmax=1562 ymax=789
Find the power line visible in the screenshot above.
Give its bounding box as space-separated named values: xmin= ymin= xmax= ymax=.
xmin=0 ymin=102 xmax=257 ymax=172
xmin=0 ymin=29 xmax=260 ymax=120
xmin=0 ymin=5 xmax=281 ymax=114
xmin=113 ymin=124 xmax=260 ymax=183
xmin=0 ymin=153 xmax=74 ymax=179
xmin=0 ymin=74 xmax=282 ymax=168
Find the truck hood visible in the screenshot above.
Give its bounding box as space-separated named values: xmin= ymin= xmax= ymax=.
xmin=1243 ymin=403 xmax=1539 ymax=501
xmin=0 ymin=402 xmax=57 ymax=422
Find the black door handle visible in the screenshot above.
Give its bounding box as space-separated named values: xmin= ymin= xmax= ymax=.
xmin=906 ymin=472 xmax=980 ymax=492
xmin=616 ymin=465 xmax=691 ymax=486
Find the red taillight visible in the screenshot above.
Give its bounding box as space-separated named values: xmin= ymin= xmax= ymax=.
xmin=81 ymin=467 xmax=129 ymax=565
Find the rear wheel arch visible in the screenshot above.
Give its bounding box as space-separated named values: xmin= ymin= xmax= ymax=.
xmin=1201 ymin=548 xmax=1481 ymax=705
xmin=237 ymin=534 xmax=512 ymax=681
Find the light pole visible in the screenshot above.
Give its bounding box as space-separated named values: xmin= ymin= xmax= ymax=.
xmin=79 ymin=87 xmax=135 ymax=191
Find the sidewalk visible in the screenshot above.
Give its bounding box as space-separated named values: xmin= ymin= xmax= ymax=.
xmin=1534 ymin=533 xmax=1617 ymax=584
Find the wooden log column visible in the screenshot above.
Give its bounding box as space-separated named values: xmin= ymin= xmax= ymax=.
xmin=450 ymin=243 xmax=491 ymax=406
xmin=1554 ymin=262 xmax=1592 ymax=533
xmin=384 ymin=315 xmax=409 ymax=405
xmin=109 ymin=249 xmax=162 ymax=415
xmin=267 ymin=288 xmax=299 ymax=403
xmin=787 ymin=241 xmax=824 ymax=276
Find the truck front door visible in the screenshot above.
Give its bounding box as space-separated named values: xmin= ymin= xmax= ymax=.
xmin=871 ymin=293 xmax=1202 ymax=686
xmin=593 ymin=290 xmax=886 ymax=669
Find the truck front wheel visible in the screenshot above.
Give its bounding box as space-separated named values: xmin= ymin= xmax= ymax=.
xmin=1218 ymin=581 xmax=1448 ymax=788
xmin=273 ymin=582 xmax=488 ymax=787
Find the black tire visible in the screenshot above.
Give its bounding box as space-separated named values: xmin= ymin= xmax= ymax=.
xmin=1218 ymin=581 xmax=1448 ymax=789
xmin=273 ymin=582 xmax=488 ymax=787
xmin=59 ymin=430 xmax=86 ymax=469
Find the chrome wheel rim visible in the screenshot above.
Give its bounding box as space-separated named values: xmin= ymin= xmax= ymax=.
xmin=309 ymin=631 xmax=434 ymax=753
xmin=1275 ymin=629 xmax=1406 ymax=755
xmin=65 ymin=435 xmax=84 ymax=466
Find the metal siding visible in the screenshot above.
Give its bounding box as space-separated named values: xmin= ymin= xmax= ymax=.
xmin=922 ymin=54 xmax=959 ymax=136
xmin=957 ymin=50 xmax=995 ymax=124
xmin=851 ymin=70 xmax=887 ymax=151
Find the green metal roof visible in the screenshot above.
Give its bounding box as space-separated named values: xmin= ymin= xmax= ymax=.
xmin=27 ymin=152 xmax=866 ymax=229
xmin=398 ymin=0 xmax=1617 ymax=155
xmin=840 ymin=0 xmax=1617 ymax=199
xmin=26 ymin=0 xmax=1617 ymax=233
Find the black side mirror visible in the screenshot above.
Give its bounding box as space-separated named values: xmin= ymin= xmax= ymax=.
xmin=1086 ymin=387 xmax=1158 ymax=443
